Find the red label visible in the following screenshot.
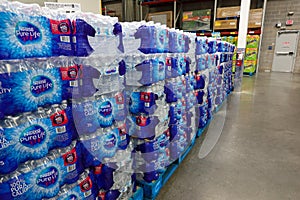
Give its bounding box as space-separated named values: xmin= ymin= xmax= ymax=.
xmin=98 ymin=191 xmax=106 ymax=200
xmin=93 ymin=164 xmax=103 ymax=175
xmin=166 ymin=57 xmax=172 ymax=66
xmin=50 ymin=19 xmax=72 ymax=35
xmin=136 ymin=116 xmax=148 ymax=126
xmin=164 ymin=128 xmax=170 ymax=138
xmin=140 ymin=92 xmax=151 ymax=102
xmin=118 ymin=123 xmax=127 ymax=136
xmin=165 ymin=147 xmax=170 ymax=157
xmin=236 ymin=60 xmax=242 ymax=66
xmin=79 ymin=176 xmax=93 ymax=192
xmin=72 ymin=20 xmax=77 ymax=34
xmin=62 ymin=147 xmax=77 ymax=166
xmin=50 ymin=110 xmax=68 ymax=127
xmin=60 ymin=65 xmax=83 ymax=81
xmin=182 ymin=113 xmax=187 ymax=122
xmin=115 ymin=93 xmax=124 ymax=104
xmin=181 ymin=98 xmax=186 ymax=107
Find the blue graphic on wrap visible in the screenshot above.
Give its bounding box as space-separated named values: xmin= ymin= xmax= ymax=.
xmin=156 ymin=28 xmax=168 ymax=53
xmin=129 ymin=92 xmax=157 ymax=115
xmin=195 ymin=37 xmax=208 ymax=55
xmin=95 ymin=93 xmax=126 ymax=128
xmin=135 ymin=60 xmax=154 ymax=86
xmin=79 ymin=66 xmax=101 ymax=98
xmin=0 ymin=68 xmax=63 ymax=117
xmin=185 ymin=92 xmax=197 ymax=111
xmin=176 ymin=79 xmax=184 ymax=99
xmin=169 ymin=31 xmax=184 ymax=53
xmin=0 ymin=11 xmax=52 ymax=59
xmin=185 ymin=75 xmax=195 ymax=93
xmin=177 ymin=56 xmax=186 ymax=75
xmin=135 ymin=131 xmax=170 ymax=163
xmin=134 ymin=131 xmax=170 ymax=182
xmin=126 ymin=115 xmax=159 ymax=140
xmin=194 ymin=74 xmax=206 ymax=90
xmin=72 ymin=101 xmax=100 ymax=135
xmin=93 ymin=164 xmax=114 ymax=190
xmin=80 ymin=128 xmax=120 ymax=168
xmin=73 ymin=19 xmax=96 ymax=57
xmin=0 ymin=112 xmax=75 ymax=174
xmin=156 ymin=57 xmax=166 ymax=82
xmin=0 ymin=144 xmax=84 ymax=199
xmin=169 ymin=124 xmax=188 ymax=161
xmin=165 ymin=79 xmax=184 ymax=103
xmin=0 ymin=118 xmax=55 ymax=174
xmin=55 ymin=172 xmax=98 ymax=200
xmin=217 ymin=41 xmax=229 ymax=52
xmin=196 ymin=55 xmax=207 ymax=71
xmin=60 ymin=65 xmax=100 ymax=100
xmin=134 ymin=25 xmax=156 ymax=54
xmin=208 ymin=39 xmax=217 ymax=54
xmin=169 ymin=102 xmax=183 ymax=125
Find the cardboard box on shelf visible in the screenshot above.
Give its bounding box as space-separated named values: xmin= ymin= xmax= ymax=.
xmin=147 ymin=11 xmax=173 ymax=28
xmin=245 ymin=48 xmax=258 ymax=61
xmin=182 ymin=9 xmax=211 ymax=31
xmin=214 ymin=19 xmax=237 ymax=30
xmin=248 ymin=8 xmax=263 ymax=28
xmin=216 ymin=6 xmax=240 ymax=18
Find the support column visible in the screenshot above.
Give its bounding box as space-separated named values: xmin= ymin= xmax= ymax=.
xmin=234 ymin=0 xmax=251 ymax=92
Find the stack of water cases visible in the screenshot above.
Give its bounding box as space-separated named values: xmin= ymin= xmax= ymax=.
xmin=0 ymin=1 xmax=134 ymax=200
xmin=195 ymin=37 xmax=235 ymax=129
xmin=0 ymin=1 xmax=235 ymax=199
xmin=122 ymin=20 xmax=200 ymax=185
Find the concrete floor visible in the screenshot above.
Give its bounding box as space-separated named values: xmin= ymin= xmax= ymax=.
xmin=157 ymin=72 xmax=300 ymax=200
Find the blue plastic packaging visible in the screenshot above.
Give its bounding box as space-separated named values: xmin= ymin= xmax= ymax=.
xmin=134 ymin=25 xmax=155 ymax=54
xmin=0 ymin=142 xmax=84 ymax=200
xmin=0 ymin=11 xmax=53 ymax=59
xmin=73 ymin=19 xmax=96 ymax=57
xmin=94 ymin=91 xmax=126 ymax=128
xmin=0 ymin=104 xmax=75 ymax=174
xmin=127 ymin=115 xmax=160 ymax=140
xmin=129 ymin=91 xmax=157 ymax=115
xmin=54 ymin=170 xmax=98 ymax=200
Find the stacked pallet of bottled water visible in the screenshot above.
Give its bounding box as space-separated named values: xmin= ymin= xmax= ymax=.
xmin=0 ymin=1 xmax=235 ymax=199
xmin=124 ymin=24 xmax=234 ymax=183
xmin=0 ymin=1 xmax=134 ymax=200
xmin=195 ymin=37 xmax=235 ymax=129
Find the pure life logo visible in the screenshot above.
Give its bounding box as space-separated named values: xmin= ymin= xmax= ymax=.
xmin=15 ymin=21 xmax=42 ymax=45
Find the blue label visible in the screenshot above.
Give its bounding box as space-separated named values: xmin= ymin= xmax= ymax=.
xmin=68 ymin=194 xmax=78 ymax=200
xmin=19 ymin=125 xmax=46 ymax=148
xmin=104 ymin=134 xmax=117 ymax=150
xmin=15 ymin=21 xmax=42 ymax=45
xmin=30 ymin=75 xmax=54 ymax=97
xmin=36 ymin=166 xmax=59 ymax=188
xmin=98 ymin=101 xmax=113 ymax=117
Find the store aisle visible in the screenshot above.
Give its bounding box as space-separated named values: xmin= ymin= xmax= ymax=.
xmin=157 ymin=72 xmax=300 ymax=200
